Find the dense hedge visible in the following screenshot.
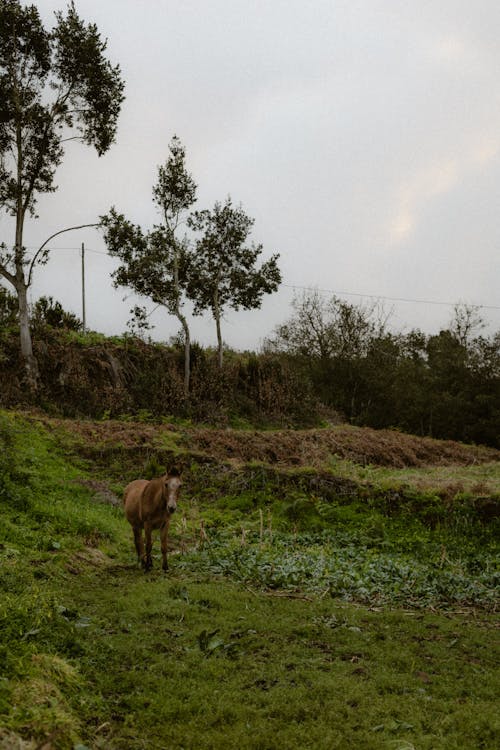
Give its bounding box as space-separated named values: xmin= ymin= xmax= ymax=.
xmin=0 ymin=329 xmax=320 ymax=427
xmin=0 ymin=319 xmax=498 ymax=446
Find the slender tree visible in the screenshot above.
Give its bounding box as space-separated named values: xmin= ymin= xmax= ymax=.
xmin=188 ymin=197 xmax=281 ymax=367
xmin=0 ymin=0 xmax=124 ymax=387
xmin=101 ymin=136 xmax=197 ymax=397
xmin=449 ymin=302 xmax=485 ymax=349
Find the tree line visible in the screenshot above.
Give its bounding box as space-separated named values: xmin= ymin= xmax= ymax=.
xmin=0 ymin=286 xmax=498 ymax=447
xmin=0 ymin=0 xmax=280 ymax=394
xmin=266 ymin=291 xmax=499 ymax=447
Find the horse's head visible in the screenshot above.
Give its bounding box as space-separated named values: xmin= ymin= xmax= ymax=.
xmin=163 ymin=468 xmax=182 ymax=514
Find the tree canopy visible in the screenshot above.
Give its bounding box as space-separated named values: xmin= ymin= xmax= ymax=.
xmin=0 ymin=0 xmax=124 ymax=385
xmin=101 ymin=136 xmax=197 ymax=396
xmin=188 ymin=197 xmax=281 ymax=366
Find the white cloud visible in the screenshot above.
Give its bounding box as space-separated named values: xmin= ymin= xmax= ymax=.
xmin=389 ymin=137 xmax=500 ymax=246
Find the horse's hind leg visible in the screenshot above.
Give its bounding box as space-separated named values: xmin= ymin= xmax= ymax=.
xmin=133 ymin=526 xmax=145 ymax=567
xmin=144 ymin=523 xmax=153 ymax=571
xmin=160 ymin=521 xmax=169 ymax=572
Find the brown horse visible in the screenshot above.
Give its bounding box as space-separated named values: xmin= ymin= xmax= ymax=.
xmin=123 ymin=469 xmax=182 ymax=571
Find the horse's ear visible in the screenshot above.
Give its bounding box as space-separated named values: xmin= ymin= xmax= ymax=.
xmin=168 ymin=466 xmax=181 ymax=477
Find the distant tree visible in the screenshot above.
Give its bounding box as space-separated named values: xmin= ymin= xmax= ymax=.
xmin=267 ymin=291 xmax=391 ymax=420
xmin=425 ymin=329 xmax=473 ymax=440
xmin=268 ymin=290 xmax=335 ymax=360
xmin=0 ymin=0 xmax=124 ymax=388
xmin=188 ymin=197 xmax=281 ymax=367
xmin=449 ymin=302 xmax=485 ymax=349
xmin=31 ymin=295 xmax=82 ymax=332
xmin=0 ymin=284 xmax=18 ymax=327
xmin=466 ymin=331 xmax=500 ymax=446
xmin=269 ymin=290 xmax=384 ymax=360
xmin=267 ymin=290 xmax=500 ymax=443
xmin=125 ymin=305 xmax=154 ymax=338
xmin=101 ymin=136 xmax=197 ymax=397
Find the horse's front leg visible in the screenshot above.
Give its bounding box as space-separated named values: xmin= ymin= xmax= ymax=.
xmin=160 ymin=520 xmax=170 ymax=572
xmin=133 ymin=525 xmax=145 ymax=567
xmin=144 ymin=523 xmax=153 ymax=571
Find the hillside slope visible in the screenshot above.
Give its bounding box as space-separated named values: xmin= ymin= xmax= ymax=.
xmin=38 ymin=415 xmax=499 ymax=468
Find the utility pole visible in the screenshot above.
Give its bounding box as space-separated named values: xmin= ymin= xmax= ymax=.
xmin=81 ymin=242 xmax=86 ymax=333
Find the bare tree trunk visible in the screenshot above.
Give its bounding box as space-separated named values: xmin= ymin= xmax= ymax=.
xmin=172 ymin=248 xmax=191 ymax=398
xmin=215 ymin=309 xmax=223 ymax=369
xmin=214 ymin=273 xmax=223 ymax=369
xmin=0 ymin=258 xmax=39 ymax=390
xmin=14 ymin=197 xmax=39 ymax=389
xmin=15 ymin=278 xmax=39 ymax=389
xmin=183 ymin=324 xmax=191 ymax=398
xmin=175 ymin=310 xmax=191 ymax=399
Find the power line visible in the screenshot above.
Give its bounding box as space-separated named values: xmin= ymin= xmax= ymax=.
xmin=23 ymin=245 xmax=109 ymax=255
xmin=80 ymin=247 xmax=108 ymax=256
xmin=282 ymin=284 xmax=500 ymax=311
xmin=13 ymin=246 xmax=500 ymax=311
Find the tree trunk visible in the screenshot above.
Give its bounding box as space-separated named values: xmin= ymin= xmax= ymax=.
xmin=214 ymin=274 xmax=223 ymax=369
xmin=172 ymin=246 xmax=191 ymax=399
xmin=15 ymin=279 xmax=39 ymax=390
xmin=14 ymin=198 xmax=39 ymax=389
xmin=215 ymin=309 xmax=223 ymax=369
xmin=184 ymin=326 xmax=190 ymax=398
xmin=176 ymin=311 xmax=191 ymax=399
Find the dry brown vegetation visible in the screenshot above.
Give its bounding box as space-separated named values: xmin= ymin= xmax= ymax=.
xmin=188 ymin=425 xmax=499 ymax=468
xmin=35 ymin=415 xmax=499 ymax=469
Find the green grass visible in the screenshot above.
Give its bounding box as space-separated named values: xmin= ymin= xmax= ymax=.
xmin=328 ymin=456 xmax=500 ymax=497
xmin=0 ymin=411 xmax=499 ymax=749
xmin=56 ymin=570 xmax=500 ymax=750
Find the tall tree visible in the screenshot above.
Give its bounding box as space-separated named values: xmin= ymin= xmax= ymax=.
xmin=449 ymin=302 xmax=485 ymax=349
xmin=188 ymin=197 xmax=281 ymax=367
xmin=0 ymin=0 xmax=124 ymax=387
xmin=267 ymin=291 xmax=388 ymax=419
xmin=101 ymin=136 xmax=197 ymax=397
xmin=268 ymin=290 xmax=335 ymax=360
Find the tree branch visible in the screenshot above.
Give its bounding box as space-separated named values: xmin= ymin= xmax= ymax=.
xmin=0 ymin=259 xmax=16 ymax=287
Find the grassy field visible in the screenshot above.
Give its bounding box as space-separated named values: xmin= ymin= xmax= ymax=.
xmin=0 ymin=411 xmax=499 ymax=749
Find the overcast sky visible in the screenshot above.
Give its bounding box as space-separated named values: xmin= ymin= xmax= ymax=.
xmin=2 ymin=0 xmax=500 ymax=348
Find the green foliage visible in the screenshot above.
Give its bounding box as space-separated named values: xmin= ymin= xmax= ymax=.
xmin=0 ymin=0 xmax=124 ymax=216
xmin=1 ymin=300 xmax=497 ymax=442
xmin=0 ymin=414 xmax=31 ymax=510
xmin=30 ymin=295 xmax=82 ymax=333
xmin=101 ymin=207 xmax=191 ymax=312
xmin=186 ymin=528 xmax=499 ymax=610
xmin=268 ymin=291 xmax=500 ymax=446
xmin=188 ymin=197 xmax=281 ymax=317
xmin=187 ymin=197 xmax=281 ymax=364
xmin=101 ymin=135 xmax=197 ymax=394
xmin=0 ymin=0 xmax=124 ymax=386
xmin=279 ymin=491 xmax=324 ymax=530
xmin=0 ymin=412 xmax=127 ymax=746
xmin=143 ymin=455 xmax=165 ymax=479
xmin=0 ymin=285 xmax=17 ymax=328
xmin=101 ymin=140 xmax=196 ymax=312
